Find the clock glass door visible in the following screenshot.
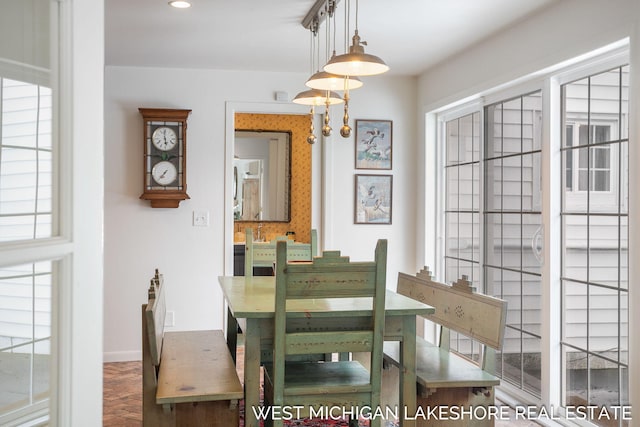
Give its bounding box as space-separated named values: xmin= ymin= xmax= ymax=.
xmin=145 ymin=120 xmax=184 ymax=190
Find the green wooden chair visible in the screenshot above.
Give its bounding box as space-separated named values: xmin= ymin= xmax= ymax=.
xmin=263 ymin=239 xmax=387 ymax=427
xmin=244 ymin=228 xmax=318 ymax=277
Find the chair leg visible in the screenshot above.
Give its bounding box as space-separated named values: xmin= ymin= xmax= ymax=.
xmin=262 ymin=395 xmax=282 ymax=427
xmin=264 ymin=411 xmax=281 ymax=427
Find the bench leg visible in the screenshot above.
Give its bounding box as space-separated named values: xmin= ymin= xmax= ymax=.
xmin=175 ymin=400 xmax=239 ymax=427
xmin=244 ymin=318 xmax=262 ymax=427
xmin=417 ymin=387 xmax=496 ymax=427
xmin=142 ymin=305 xmax=175 ymax=427
xmin=400 ymin=315 xmax=418 ymax=427
xmin=226 ymin=307 xmax=238 ymax=364
xmin=380 ymin=361 xmax=400 ymax=415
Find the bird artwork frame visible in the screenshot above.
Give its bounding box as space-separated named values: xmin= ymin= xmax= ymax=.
xmin=354 ymin=174 xmax=393 ymax=224
xmin=355 ymin=119 xmax=393 ymax=170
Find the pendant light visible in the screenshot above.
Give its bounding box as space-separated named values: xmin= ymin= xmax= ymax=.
xmin=292 ymin=88 xmax=343 ymax=106
xmin=340 ymin=77 xmax=352 ymax=137
xmin=293 ymin=21 xmax=343 ymax=107
xmin=293 ymin=12 xmax=344 ymax=144
xmin=324 ymin=0 xmax=389 ymax=77
xmin=321 ymin=99 xmax=332 ymax=137
xmin=306 ymin=1 xmax=363 ymax=92
xmin=340 ymin=91 xmax=351 ymax=137
xmin=306 ymin=71 xmax=362 ymax=91
xmin=306 ymin=107 xmax=317 ymax=144
xmin=292 ymin=88 xmax=342 ymax=144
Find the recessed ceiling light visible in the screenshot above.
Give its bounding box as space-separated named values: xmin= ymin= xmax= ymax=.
xmin=168 ymin=1 xmax=191 ymax=8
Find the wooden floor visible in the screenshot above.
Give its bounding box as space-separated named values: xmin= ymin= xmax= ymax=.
xmin=103 ymin=361 xmax=143 ymax=427
xmin=103 ymin=356 xmax=540 ymax=426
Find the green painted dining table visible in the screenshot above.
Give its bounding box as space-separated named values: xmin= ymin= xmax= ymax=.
xmin=218 ymin=275 xmax=435 ymax=427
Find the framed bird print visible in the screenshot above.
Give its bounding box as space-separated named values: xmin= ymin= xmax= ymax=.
xmin=355 ymin=174 xmax=392 ymax=224
xmin=355 ymin=119 xmax=392 ymax=170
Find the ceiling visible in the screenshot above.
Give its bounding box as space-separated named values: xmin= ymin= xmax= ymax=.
xmin=105 ymin=0 xmax=557 ymax=77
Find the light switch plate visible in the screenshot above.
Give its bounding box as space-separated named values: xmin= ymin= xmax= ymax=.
xmin=193 ymin=210 xmax=209 ymax=227
xmin=275 ymin=91 xmax=288 ymax=102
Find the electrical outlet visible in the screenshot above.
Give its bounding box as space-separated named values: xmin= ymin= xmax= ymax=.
xmin=193 ymin=210 xmax=209 ymax=227
xmin=165 ymin=311 xmax=175 ymax=327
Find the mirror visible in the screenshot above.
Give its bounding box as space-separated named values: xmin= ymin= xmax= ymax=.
xmin=234 ymin=130 xmax=291 ymax=222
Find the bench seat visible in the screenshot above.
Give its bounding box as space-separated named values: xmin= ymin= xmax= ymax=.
xmin=383 ymin=339 xmax=499 ymax=391
xmin=143 ymin=270 xmax=243 ymax=427
xmin=156 ymin=330 xmax=243 ymax=405
xmin=380 ymin=269 xmax=507 ymax=427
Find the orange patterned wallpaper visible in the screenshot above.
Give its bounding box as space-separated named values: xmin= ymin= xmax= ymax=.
xmin=234 ymin=113 xmax=312 ymax=243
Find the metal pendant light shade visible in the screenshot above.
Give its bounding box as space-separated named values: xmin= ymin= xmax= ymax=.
xmin=296 ymin=0 xmax=388 ymax=140
xmin=305 ymin=71 xmax=363 ymax=91
xmin=292 ymin=89 xmax=343 ymax=106
xmin=324 ymin=30 xmax=389 ymax=76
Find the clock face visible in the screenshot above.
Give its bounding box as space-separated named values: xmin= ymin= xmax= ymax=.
xmin=151 ymin=126 xmax=178 ymax=151
xmin=151 ymin=161 xmax=178 ymax=186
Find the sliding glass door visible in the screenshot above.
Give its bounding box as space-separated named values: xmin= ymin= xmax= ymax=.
xmin=437 ymin=53 xmax=630 ymax=424
xmin=560 ymin=65 xmax=629 ymax=421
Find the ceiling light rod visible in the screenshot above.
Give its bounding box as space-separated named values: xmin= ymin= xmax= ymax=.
xmin=324 ymin=0 xmax=389 ymax=76
xmin=302 ymin=0 xmax=340 ymax=30
xmin=305 ymin=0 xmax=363 ymax=91
xmin=294 ymin=18 xmax=343 ymax=107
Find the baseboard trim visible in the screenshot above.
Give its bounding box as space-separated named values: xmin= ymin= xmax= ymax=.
xmin=103 ymin=351 xmax=141 ymax=363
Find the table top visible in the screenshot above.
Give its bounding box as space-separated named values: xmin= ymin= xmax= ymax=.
xmin=218 ymin=275 xmax=435 ymax=319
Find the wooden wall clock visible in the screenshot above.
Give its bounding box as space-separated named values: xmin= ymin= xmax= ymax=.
xmin=139 ymin=108 xmax=191 ymax=208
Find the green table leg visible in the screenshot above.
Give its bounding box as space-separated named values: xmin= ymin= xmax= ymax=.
xmin=400 ymin=315 xmax=417 ymax=427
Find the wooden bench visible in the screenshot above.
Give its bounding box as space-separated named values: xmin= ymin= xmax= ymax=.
xmin=382 ymin=268 xmax=507 ymax=427
xmin=142 ymin=270 xmax=243 ymax=427
xmin=244 ymin=228 xmax=318 ymax=277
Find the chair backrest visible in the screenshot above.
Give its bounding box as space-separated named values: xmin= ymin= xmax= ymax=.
xmin=244 ymin=228 xmax=318 ymax=276
xmin=145 ymin=270 xmax=166 ymax=367
xmin=271 ymin=239 xmax=387 ymax=400
xmin=396 ymin=267 xmax=507 ymax=351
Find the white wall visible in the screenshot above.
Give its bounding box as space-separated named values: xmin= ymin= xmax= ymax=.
xmin=321 ymin=76 xmax=418 ymax=274
xmin=417 ymin=0 xmax=637 ymax=112
xmin=103 ymin=67 xmax=417 ymax=361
